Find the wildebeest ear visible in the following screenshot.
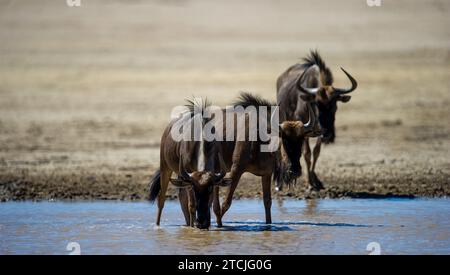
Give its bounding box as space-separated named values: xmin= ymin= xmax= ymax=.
xmin=169 ymin=178 xmax=192 ymax=188
xmin=337 ymin=95 xmax=351 ymax=103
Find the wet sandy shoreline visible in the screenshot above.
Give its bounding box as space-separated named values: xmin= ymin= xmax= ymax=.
xmin=1 ymin=168 xmax=448 ymax=202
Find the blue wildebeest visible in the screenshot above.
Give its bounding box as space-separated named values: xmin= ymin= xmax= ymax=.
xmin=277 ymin=50 xmax=358 ymax=190
xmin=149 ymin=99 xmax=230 ymax=229
xmin=149 ymin=93 xmax=315 ymax=229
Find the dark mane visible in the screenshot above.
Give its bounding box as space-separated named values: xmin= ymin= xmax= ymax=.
xmin=232 ymin=92 xmax=275 ymax=108
xmin=233 ymin=92 xmax=280 ymax=185
xmin=184 ymin=97 xmax=212 ymax=117
xmin=300 ymin=50 xmax=333 ymax=85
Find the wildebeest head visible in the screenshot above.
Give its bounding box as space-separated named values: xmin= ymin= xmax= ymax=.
xmin=170 ymin=170 xmax=230 ymax=229
xmin=276 ymin=106 xmax=315 ymax=185
xmin=297 ymin=51 xmax=358 ymax=143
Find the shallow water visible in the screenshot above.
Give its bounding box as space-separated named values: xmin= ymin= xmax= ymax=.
xmin=0 ymin=199 xmax=449 ymax=254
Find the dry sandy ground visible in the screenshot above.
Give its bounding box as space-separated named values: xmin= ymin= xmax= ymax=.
xmin=0 ymin=0 xmax=449 ymax=201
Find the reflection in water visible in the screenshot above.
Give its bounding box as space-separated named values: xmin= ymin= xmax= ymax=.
xmin=276 ymin=198 xmax=286 ymax=213
xmin=304 ymin=199 xmax=319 ymax=216
xmin=276 ymin=198 xmax=319 ymax=217
xmin=224 ymin=221 xmax=376 ymax=228
xmin=0 ymin=199 xmax=449 ymax=254
xmin=216 ymin=224 xmax=293 ymax=232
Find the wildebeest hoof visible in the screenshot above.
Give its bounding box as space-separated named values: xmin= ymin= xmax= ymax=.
xmin=195 ymin=222 xmax=210 ymax=230
xmin=309 ymin=172 xmax=325 ymax=191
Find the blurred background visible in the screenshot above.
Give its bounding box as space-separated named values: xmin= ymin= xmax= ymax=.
xmin=0 ymin=0 xmax=449 ymax=200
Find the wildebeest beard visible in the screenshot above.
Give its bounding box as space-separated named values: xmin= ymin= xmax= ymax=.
xmin=317 ymin=101 xmax=337 ymax=144
xmin=195 ymin=188 xmax=212 ymax=229
xmin=274 ymin=136 xmax=303 ymax=188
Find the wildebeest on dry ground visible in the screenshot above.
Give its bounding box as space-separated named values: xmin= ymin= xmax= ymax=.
xmin=277 ymin=50 xmax=358 ymax=191
xmin=149 ymin=93 xmax=316 ymax=229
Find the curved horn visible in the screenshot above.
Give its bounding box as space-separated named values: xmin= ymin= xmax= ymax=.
xmin=334 ymin=67 xmax=358 ymax=95
xmin=170 ymin=170 xmax=194 ymax=188
xmin=303 ymin=103 xmax=315 ymax=131
xmin=297 ymin=68 xmax=320 ymax=95
xmin=213 ymin=171 xmax=231 ymax=187
xmin=214 ymin=171 xmax=226 ymax=181
xmin=170 ymin=178 xmax=193 ymax=188
xmin=180 ymin=170 xmax=193 ymax=182
xmin=270 ymin=106 xmax=279 ymax=129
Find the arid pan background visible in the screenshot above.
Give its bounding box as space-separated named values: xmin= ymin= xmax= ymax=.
xmin=0 ymin=0 xmax=449 ymax=201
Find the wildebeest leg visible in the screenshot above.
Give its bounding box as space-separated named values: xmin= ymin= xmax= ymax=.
xmin=213 ymin=186 xmax=222 ymax=227
xmin=261 ymin=175 xmax=272 ymax=224
xmin=310 ymin=137 xmax=324 ymax=190
xmin=220 ymin=141 xmax=248 ymax=222
xmin=303 ymin=138 xmax=312 ymax=185
xmin=187 ymin=188 xmax=196 ymax=227
xmin=220 ymin=168 xmax=244 ymax=221
xmin=178 ymin=188 xmax=190 ymax=226
xmin=156 ymin=168 xmax=171 ymax=226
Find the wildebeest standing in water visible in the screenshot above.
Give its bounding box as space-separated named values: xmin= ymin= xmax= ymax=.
xmin=149 ymin=99 xmax=230 ymax=230
xmin=149 ymin=93 xmax=315 ymax=229
xmin=276 ymin=50 xmax=358 ymax=190
xmin=213 ymin=93 xmax=315 ymax=227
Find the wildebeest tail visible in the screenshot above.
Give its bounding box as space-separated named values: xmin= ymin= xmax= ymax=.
xmin=149 ymin=170 xmax=161 ymax=203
